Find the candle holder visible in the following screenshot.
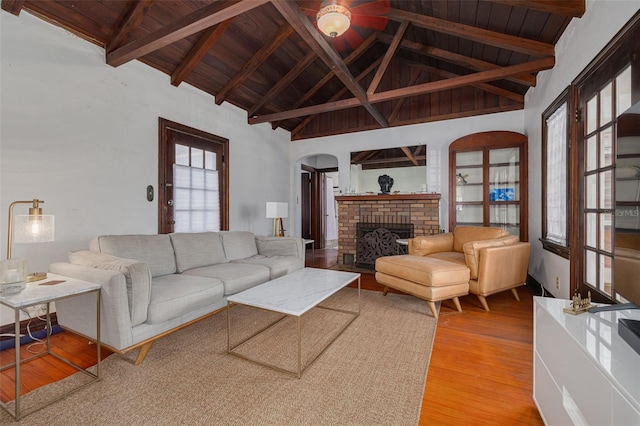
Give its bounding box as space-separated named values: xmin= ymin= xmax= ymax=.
xmin=0 ymin=258 xmax=27 ymax=295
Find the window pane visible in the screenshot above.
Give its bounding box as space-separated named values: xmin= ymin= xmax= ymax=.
xmin=616 ymin=65 xmax=632 ymax=116
xmin=586 ymin=249 xmax=596 ymax=286
xmin=544 ymin=101 xmax=568 ymax=246
xmin=456 ymin=151 xmax=482 ymax=166
xmin=176 ymin=144 xmax=189 ymax=166
xmin=587 ymin=95 xmax=598 ymax=134
xmin=586 ymin=213 xmax=596 ymax=248
xmin=600 ymin=254 xmax=612 ymax=296
xmin=490 ymin=204 xmax=519 ymax=236
xmin=455 ymin=205 xmax=483 ymax=225
xmin=586 ymin=174 xmax=597 ymax=209
xmin=489 ymin=147 xmax=518 ymax=163
xmin=586 ymin=136 xmax=597 ymax=171
xmin=600 ymin=127 xmax=613 ymax=168
xmin=600 ymin=82 xmax=613 ymax=126
xmin=205 ymin=151 xmax=216 ymax=170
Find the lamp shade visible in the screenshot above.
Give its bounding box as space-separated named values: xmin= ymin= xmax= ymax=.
xmin=13 ymin=214 xmax=55 ymax=243
xmin=266 ymin=202 xmax=288 ymax=219
xmin=316 ymin=2 xmax=351 ymax=38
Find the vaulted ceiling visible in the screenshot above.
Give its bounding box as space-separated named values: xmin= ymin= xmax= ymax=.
xmin=2 ymin=0 xmax=584 ymax=140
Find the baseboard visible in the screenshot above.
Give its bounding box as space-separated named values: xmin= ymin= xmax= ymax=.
xmin=0 ymin=313 xmax=58 ymax=341
xmin=526 ymin=274 xmax=554 ymax=298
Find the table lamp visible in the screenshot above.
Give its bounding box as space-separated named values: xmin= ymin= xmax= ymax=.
xmin=6 ymin=199 xmax=55 ymax=282
xmin=266 ymin=202 xmax=288 ymax=237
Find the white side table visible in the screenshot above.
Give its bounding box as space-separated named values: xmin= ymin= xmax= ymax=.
xmin=0 ymin=273 xmax=101 ymax=421
xmin=303 ymin=239 xmax=315 ymax=266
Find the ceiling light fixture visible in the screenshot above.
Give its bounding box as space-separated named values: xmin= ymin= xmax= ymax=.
xmin=316 ymin=1 xmax=351 ymax=38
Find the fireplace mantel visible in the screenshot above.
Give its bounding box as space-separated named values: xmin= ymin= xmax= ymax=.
xmin=336 ymin=193 xmax=441 ymax=266
xmin=335 ymin=193 xmax=440 ymax=202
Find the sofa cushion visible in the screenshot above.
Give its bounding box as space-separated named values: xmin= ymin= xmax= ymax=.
xmin=182 ymin=262 xmax=269 ymax=296
xmin=68 ymin=250 xmax=152 ymax=327
xmin=255 ymin=236 xmax=302 ymax=258
xmin=452 ymin=226 xmax=510 ymax=253
xmin=220 ymin=231 xmax=258 ymax=261
xmin=427 ymin=251 xmax=467 ymax=267
xmin=462 ymin=236 xmax=520 ymax=280
xmin=146 ymin=274 xmax=224 ymax=324
xmin=375 ymin=255 xmax=469 ymax=287
xmin=232 ymin=255 xmax=303 ymax=279
xmin=92 ymin=234 xmax=176 ymax=277
xmin=170 ymin=232 xmax=227 ymax=273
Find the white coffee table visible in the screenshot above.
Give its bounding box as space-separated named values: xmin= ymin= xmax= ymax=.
xmin=227 ymin=267 xmax=360 ymax=378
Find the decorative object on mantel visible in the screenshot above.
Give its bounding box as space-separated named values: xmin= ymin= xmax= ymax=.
xmin=563 ymin=289 xmax=593 ymax=315
xmin=456 ymin=173 xmax=468 ymax=185
xmin=378 ymin=174 xmax=394 ymax=194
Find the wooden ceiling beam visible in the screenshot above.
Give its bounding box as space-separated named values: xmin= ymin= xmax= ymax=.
xmin=387 ymin=8 xmax=555 ymax=58
xmin=107 ymin=0 xmax=157 ymax=53
xmin=249 ymin=51 xmax=317 ymax=116
xmin=215 ymin=23 xmax=294 ymax=105
xmin=401 ymin=147 xmax=420 ymax=166
xmin=271 ymin=33 xmax=377 ymax=129
xmin=403 ymin=59 xmax=524 ymax=103
xmin=367 ymin=20 xmax=410 ymax=95
xmin=249 ymin=57 xmax=551 ymax=124
xmin=271 ymin=0 xmax=388 ymax=129
xmin=107 ymin=0 xmax=268 ymax=67
xmin=389 ymin=68 xmax=421 ymax=123
xmin=377 ymin=33 xmax=536 ymax=87
xmin=171 ymin=18 xmax=234 ymax=87
xmin=291 ymin=57 xmax=383 ymax=137
xmin=485 ymin=0 xmax=585 ymax=17
xmin=370 ymin=56 xmax=554 ymax=103
xmin=356 ymin=155 xmax=426 ymax=166
xmin=1 ymin=0 xmax=25 ymax=16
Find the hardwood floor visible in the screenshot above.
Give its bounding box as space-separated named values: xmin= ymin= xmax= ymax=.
xmin=1 ymin=248 xmax=543 ymax=425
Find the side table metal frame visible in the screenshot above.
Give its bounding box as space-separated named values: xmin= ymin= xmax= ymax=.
xmin=0 ymin=288 xmax=101 ymax=421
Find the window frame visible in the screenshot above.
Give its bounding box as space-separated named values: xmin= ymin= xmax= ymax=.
xmin=541 ymin=87 xmax=571 ymax=259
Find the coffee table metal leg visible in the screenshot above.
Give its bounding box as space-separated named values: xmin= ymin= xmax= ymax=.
xmin=298 ymin=317 xmax=302 ymax=379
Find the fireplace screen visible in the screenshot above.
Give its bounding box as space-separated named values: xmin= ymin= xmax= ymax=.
xmin=356 ymin=219 xmax=414 ymax=269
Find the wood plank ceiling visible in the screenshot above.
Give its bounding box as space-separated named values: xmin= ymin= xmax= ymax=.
xmin=2 ymin=0 xmax=583 ymax=141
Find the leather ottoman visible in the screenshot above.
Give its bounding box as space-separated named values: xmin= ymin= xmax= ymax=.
xmin=375 ymin=255 xmax=470 ymax=319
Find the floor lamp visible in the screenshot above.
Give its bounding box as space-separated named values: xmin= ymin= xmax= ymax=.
xmin=6 ymin=199 xmax=55 ymax=282
xmin=266 ymin=202 xmax=288 ymax=237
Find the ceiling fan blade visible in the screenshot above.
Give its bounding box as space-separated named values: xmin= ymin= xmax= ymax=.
xmin=343 ymin=28 xmax=364 ymax=51
xmin=351 ymin=15 xmax=389 ymax=31
xmin=332 ymin=37 xmax=347 ymax=53
xmin=349 ymin=0 xmax=390 ymax=16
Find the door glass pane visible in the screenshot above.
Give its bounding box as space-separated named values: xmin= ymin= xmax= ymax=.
xmin=456 ymin=151 xmax=482 ymax=166
xmin=176 ymin=144 xmax=189 ymax=166
xmin=600 ymin=213 xmax=612 ymax=253
xmin=490 ymin=204 xmax=519 ymax=236
xmin=456 ymin=183 xmax=483 ymax=202
xmin=586 ymin=249 xmax=596 ymax=286
xmin=600 ymin=254 xmax=612 ymax=296
xmin=600 ymin=170 xmax=612 ymax=209
xmin=586 ymin=136 xmax=597 ymax=171
xmin=455 ymin=205 xmax=483 ymax=226
xmin=586 ymin=174 xmax=597 ymax=209
xmin=191 ymin=148 xmax=203 ymax=168
xmin=600 ymin=82 xmax=613 ymax=126
xmin=600 ymin=127 xmax=613 ymax=167
xmin=587 ymin=95 xmax=598 ymax=134
xmin=489 ymin=147 xmax=518 ymax=163
xmin=586 ymin=213 xmax=596 ymax=248
xmin=616 ymin=66 xmax=632 ymax=117
xmin=456 ymin=165 xmax=483 ymax=202
xmin=205 ymin=151 xmax=216 ymax=170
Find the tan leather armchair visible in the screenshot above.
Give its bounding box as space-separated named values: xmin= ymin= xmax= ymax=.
xmin=409 ymin=226 xmax=531 ymax=311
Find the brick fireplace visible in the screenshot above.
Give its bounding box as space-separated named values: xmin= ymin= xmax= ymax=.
xmin=335 ymin=194 xmax=441 ymax=266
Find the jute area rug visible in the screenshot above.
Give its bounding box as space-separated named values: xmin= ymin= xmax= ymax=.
xmin=2 ymin=288 xmax=437 ymax=425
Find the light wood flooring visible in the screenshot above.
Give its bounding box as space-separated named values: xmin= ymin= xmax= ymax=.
xmin=1 ymin=248 xmax=544 ymax=424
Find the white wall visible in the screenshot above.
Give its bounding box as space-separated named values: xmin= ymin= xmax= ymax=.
xmin=524 ymin=1 xmax=639 ymax=298
xmin=0 ymin=12 xmax=291 ymax=271
xmin=290 ymin=110 xmax=525 ymax=236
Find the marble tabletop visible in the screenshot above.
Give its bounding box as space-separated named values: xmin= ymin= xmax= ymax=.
xmin=227 ymin=267 xmax=360 ymax=316
xmin=0 ymin=273 xmax=100 ymax=309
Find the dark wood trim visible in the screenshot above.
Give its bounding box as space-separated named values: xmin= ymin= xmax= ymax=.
xmin=540 ymin=239 xmax=570 ymax=259
xmin=0 ymin=0 xmax=25 ymax=16
xmin=485 ymin=0 xmax=585 ymax=18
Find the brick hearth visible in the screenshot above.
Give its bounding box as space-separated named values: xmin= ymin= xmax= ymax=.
xmin=335 ymin=194 xmax=441 ymax=265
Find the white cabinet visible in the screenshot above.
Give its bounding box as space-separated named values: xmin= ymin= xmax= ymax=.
xmin=533 ymin=297 xmax=640 ymax=425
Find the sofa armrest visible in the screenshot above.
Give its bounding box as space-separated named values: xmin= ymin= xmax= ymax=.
xmin=475 ymin=242 xmax=531 ymax=296
xmin=462 ymin=236 xmax=520 ymax=279
xmin=49 ymin=262 xmax=134 ymax=350
xmin=409 ymin=233 xmax=454 ymax=256
xmin=255 ymin=236 xmax=304 ymax=260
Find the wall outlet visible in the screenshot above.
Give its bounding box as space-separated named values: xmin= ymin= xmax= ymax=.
xmin=556 ymin=277 xmax=560 ymax=289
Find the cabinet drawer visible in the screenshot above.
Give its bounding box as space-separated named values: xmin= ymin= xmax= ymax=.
xmin=613 ymin=387 xmax=640 ymax=425
xmin=534 ymin=354 xmax=573 ymax=425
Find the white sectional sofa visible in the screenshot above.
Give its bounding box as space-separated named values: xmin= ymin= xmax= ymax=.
xmin=49 ymin=231 xmax=304 ymax=365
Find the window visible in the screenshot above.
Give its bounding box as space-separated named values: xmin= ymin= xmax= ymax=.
xmin=541 ymin=88 xmax=570 ymax=258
